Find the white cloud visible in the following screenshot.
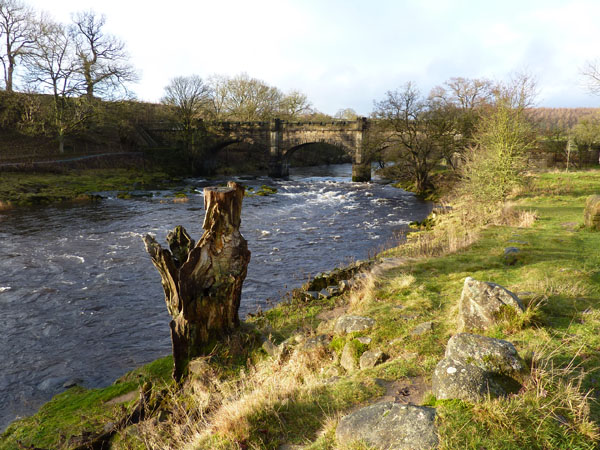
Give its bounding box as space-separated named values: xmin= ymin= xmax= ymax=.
xmin=22 ymin=0 xmax=600 ymax=111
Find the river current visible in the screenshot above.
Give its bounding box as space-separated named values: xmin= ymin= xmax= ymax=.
xmin=0 ymin=163 xmax=431 ymax=429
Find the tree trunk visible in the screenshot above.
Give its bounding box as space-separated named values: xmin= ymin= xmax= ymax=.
xmin=143 ymin=182 xmax=250 ymax=381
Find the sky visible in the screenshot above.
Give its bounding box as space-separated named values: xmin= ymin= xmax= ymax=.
xmin=24 ymin=0 xmax=600 ymax=115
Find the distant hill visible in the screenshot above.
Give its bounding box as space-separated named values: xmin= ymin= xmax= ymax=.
xmin=526 ymin=107 xmax=600 ymax=134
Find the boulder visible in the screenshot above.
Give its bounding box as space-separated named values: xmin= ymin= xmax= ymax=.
xmin=458 ymin=277 xmax=524 ymax=331
xmin=584 ymin=195 xmax=600 ymax=230
xmin=359 ymin=350 xmax=385 ymax=369
xmin=445 ymin=333 xmax=525 ymax=376
xmin=432 ymin=358 xmax=506 ymax=402
xmin=336 ymin=402 xmax=438 ymax=450
xmin=334 ymin=315 xmax=376 ymax=334
xmin=432 ymin=333 xmax=525 ymax=403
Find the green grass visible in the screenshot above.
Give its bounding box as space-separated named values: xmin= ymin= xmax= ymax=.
xmin=0 ymin=357 xmax=173 ymax=450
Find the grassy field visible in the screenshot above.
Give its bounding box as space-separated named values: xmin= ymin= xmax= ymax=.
xmin=2 ymin=169 xmax=600 ymax=449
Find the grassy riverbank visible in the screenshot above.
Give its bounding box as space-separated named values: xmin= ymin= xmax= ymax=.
xmin=2 ymin=169 xmax=600 ymax=449
xmin=0 ymin=168 xmax=174 ymax=209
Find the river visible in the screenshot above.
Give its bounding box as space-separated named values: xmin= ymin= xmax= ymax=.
xmin=0 ymin=163 xmax=431 ymax=430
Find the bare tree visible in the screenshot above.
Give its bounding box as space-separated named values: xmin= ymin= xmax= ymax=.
xmin=223 ymin=73 xmax=283 ymax=121
xmin=0 ymin=0 xmax=37 ymax=91
xmin=334 ymin=107 xmax=358 ymax=120
xmin=373 ymin=82 xmax=457 ymax=194
xmin=279 ymin=89 xmax=312 ymax=119
xmin=206 ymin=73 xmax=228 ymax=120
xmin=582 ymin=60 xmax=600 ymax=96
xmin=161 ymin=74 xmax=211 ymax=150
xmin=71 ymin=10 xmax=137 ymax=100
xmin=24 ymin=18 xmax=89 ymax=153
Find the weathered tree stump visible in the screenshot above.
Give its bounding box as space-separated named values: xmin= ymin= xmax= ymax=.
xmin=143 ymin=182 xmax=250 ymax=381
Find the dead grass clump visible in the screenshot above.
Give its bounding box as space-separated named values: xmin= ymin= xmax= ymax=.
xmin=471 ymin=346 xmax=599 ymax=445
xmin=348 ymin=271 xmax=378 ymax=312
xmin=139 ymin=346 xmax=333 ymax=449
xmin=524 ymin=275 xmax=592 ymax=299
xmin=498 ymin=203 xmax=538 ymax=228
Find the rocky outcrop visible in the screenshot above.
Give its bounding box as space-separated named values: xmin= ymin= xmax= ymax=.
xmin=432 ymin=333 xmax=525 ymax=402
xmin=458 ymin=277 xmax=524 ymax=331
xmin=584 ymin=195 xmax=600 ymax=230
xmin=336 ymin=402 xmax=438 ymax=450
xmin=334 ymin=315 xmax=376 ymax=334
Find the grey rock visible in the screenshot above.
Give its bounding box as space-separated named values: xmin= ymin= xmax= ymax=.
xmin=62 ymin=378 xmax=82 ymax=389
xmin=432 ymin=358 xmax=506 ymax=402
xmin=262 ymin=339 xmax=286 ymax=359
xmin=458 ymin=277 xmax=524 ymax=331
xmin=341 ymin=342 xmax=359 ymax=372
xmin=319 ymin=288 xmax=331 ymax=299
xmin=411 ymin=321 xmax=434 ymax=336
xmin=305 ymin=290 xmax=319 ymax=300
xmin=334 ymin=315 xmax=376 ymax=334
xmin=356 ymin=336 xmax=372 ymax=345
xmin=336 ymin=402 xmax=438 ymax=450
xmin=445 ymin=333 xmax=525 ymax=376
xmin=503 ymin=247 xmax=521 ymax=265
xmin=359 ymin=350 xmax=385 ymax=369
xmin=327 ymin=285 xmax=341 ymax=296
xmin=338 ymin=279 xmax=353 ymax=292
xmin=303 ymin=334 xmax=331 ymax=350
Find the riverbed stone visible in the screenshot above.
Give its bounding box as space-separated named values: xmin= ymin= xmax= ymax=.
xmin=584 ymin=195 xmax=600 ymax=230
xmin=458 ymin=277 xmax=524 ymax=331
xmin=432 ymin=358 xmax=506 ymax=402
xmin=334 ymin=315 xmax=376 ymax=334
xmin=446 ymin=333 xmax=525 ymax=376
xmin=336 ymin=402 xmax=438 ymax=450
xmin=359 ymin=350 xmax=385 ymax=369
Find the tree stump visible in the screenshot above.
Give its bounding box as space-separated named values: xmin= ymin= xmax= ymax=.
xmin=143 ymin=182 xmax=250 ymax=381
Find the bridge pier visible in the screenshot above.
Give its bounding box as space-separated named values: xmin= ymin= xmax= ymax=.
xmin=268 ymin=160 xmax=289 ymax=178
xmin=268 ymin=118 xmax=288 ymax=178
xmin=352 ymin=118 xmax=371 ymax=182
xmin=352 ymin=163 xmax=371 ymax=182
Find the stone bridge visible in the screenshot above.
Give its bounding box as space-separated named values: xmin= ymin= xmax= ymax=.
xmin=142 ymin=118 xmax=372 ymax=181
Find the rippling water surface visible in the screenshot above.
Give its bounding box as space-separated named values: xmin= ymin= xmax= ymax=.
xmin=0 ymin=164 xmax=431 ymax=429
